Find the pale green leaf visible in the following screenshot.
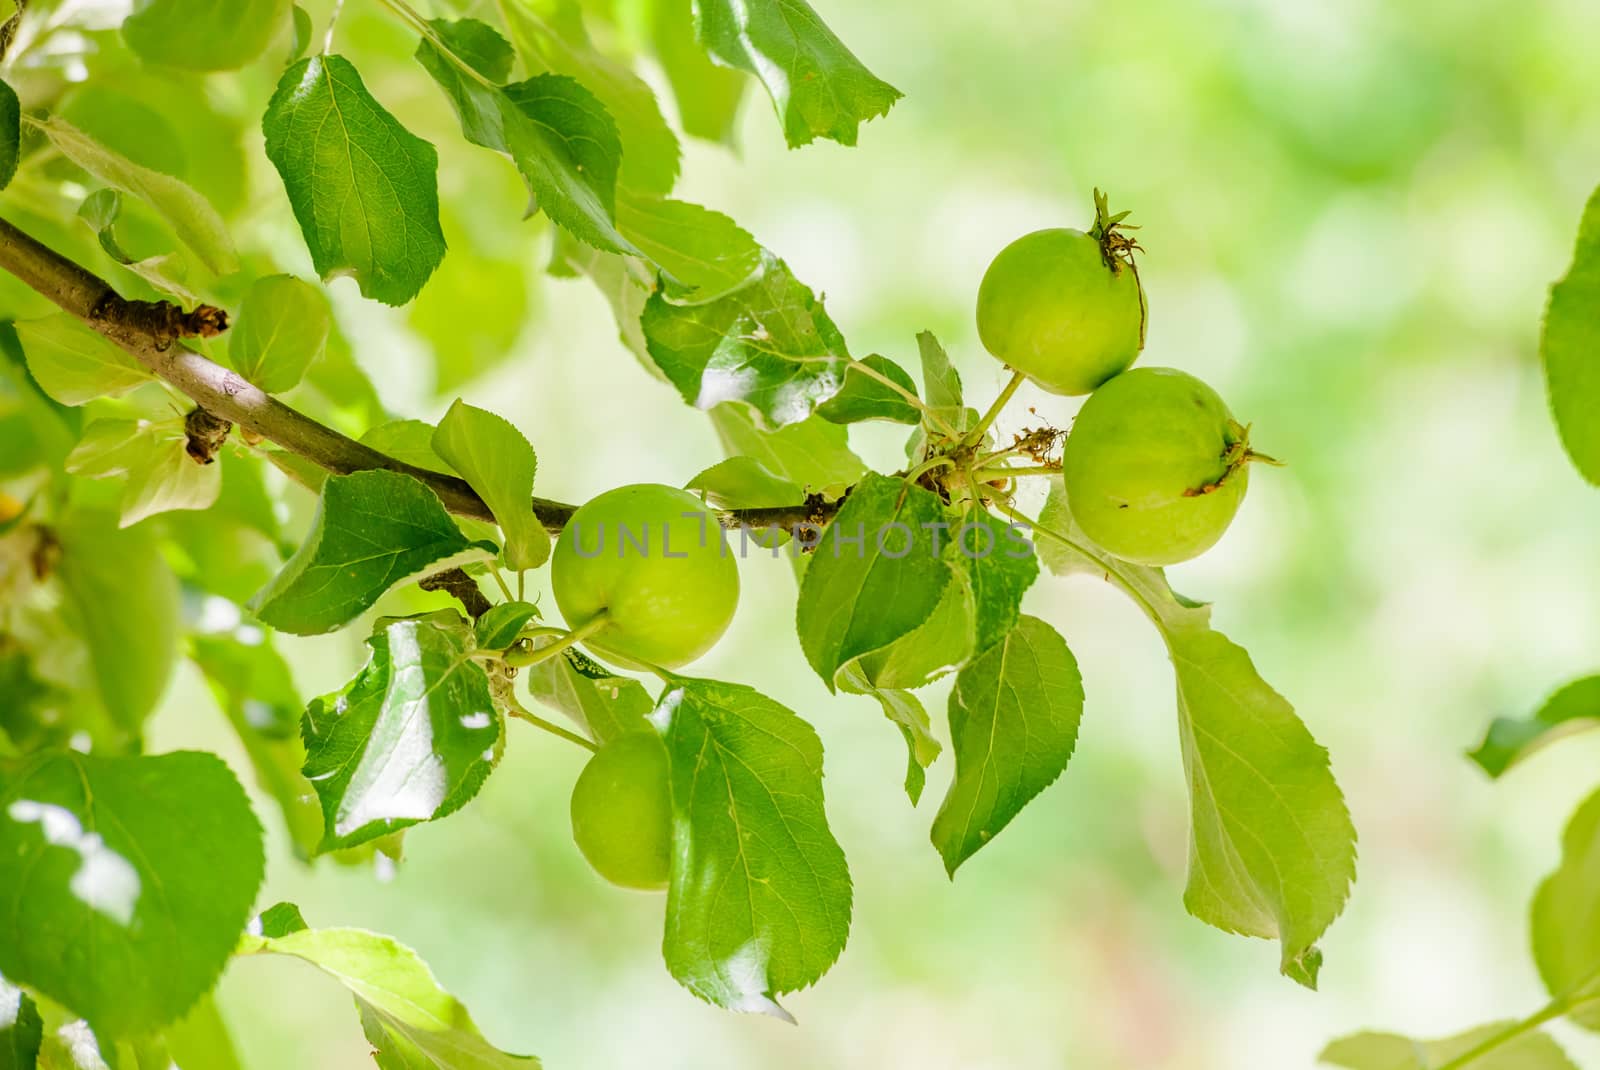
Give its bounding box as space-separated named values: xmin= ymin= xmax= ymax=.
xmin=617 ymin=192 xmax=761 ymax=297
xmin=685 ymin=456 xmax=800 ymax=509
xmin=122 ymin=0 xmax=291 ymax=70
xmin=524 ymin=648 xmax=652 ymax=746
xmin=432 ymin=400 xmax=549 ymax=571
xmin=694 ymin=0 xmax=901 ymax=148
xmin=0 ymin=750 xmax=264 ymax=1037
xmin=263 ymin=56 xmax=446 ymax=306
xmin=162 ymin=995 xmax=244 ymax=1070
xmin=239 ymin=920 xmax=537 ymax=1067
xmin=1531 ymin=785 xmax=1600 ymax=1028
xmin=473 ymin=601 xmax=540 ymax=651
xmin=66 ymin=418 xmax=220 ymax=528
xmin=360 ymin=421 xmax=454 ymax=475
xmin=301 ymin=613 xmax=501 ymax=852
xmin=931 ymin=615 xmax=1083 ymax=874
xmin=1038 ymin=480 xmax=1356 ymax=985
xmin=643 ymin=252 xmax=849 ymax=428
xmin=229 ymin=274 xmax=330 ymax=393
xmin=55 ymin=509 xmax=180 ymax=732
xmin=650 ymin=0 xmax=745 ymax=144
xmin=15 ymin=315 xmax=149 ymax=407
xmin=252 ymin=471 xmax=495 ymax=635
xmin=1320 ymin=1024 xmax=1579 ymax=1070
xmin=837 ymin=665 xmax=939 ymax=804
xmin=1470 ymin=676 xmax=1600 ymax=778
xmin=39 ymin=117 xmax=237 ymax=275
xmin=656 ymin=676 xmax=851 ymax=1017
xmin=1544 ymin=183 xmax=1600 ymax=484
xmin=709 ymin=406 xmax=865 ymax=497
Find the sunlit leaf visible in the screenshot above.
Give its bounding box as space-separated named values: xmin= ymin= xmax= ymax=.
xmin=1544 ymin=182 xmax=1600 ymax=484
xmin=1320 ymin=1024 xmax=1579 ymax=1070
xmin=229 ymin=275 xmax=330 ymax=394
xmin=0 ymin=750 xmax=264 ymax=1037
xmin=122 ymin=0 xmax=291 ymax=71
xmin=15 ymin=314 xmax=150 ymax=407
xmin=524 ymin=647 xmax=652 ymax=746
xmin=1531 ymin=785 xmax=1600 ymax=1028
xmin=1470 ymin=676 xmax=1600 ymax=778
xmin=432 ymin=400 xmax=550 ymax=571
xmin=817 ymin=354 xmax=920 ymax=425
xmin=66 ymin=418 xmax=221 ymax=528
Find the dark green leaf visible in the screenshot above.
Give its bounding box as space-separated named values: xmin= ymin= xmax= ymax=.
xmin=251 ymin=470 xmax=495 ymax=636
xmin=796 ymin=472 xmax=952 ymax=691
xmin=0 ymin=79 xmax=19 ymax=192
xmin=817 ymin=354 xmax=920 ymax=425
xmin=948 ymin=505 xmax=1038 ymax=654
xmin=1544 ymin=183 xmax=1600 ymax=484
xmin=55 ymin=509 xmax=179 ymax=732
xmin=238 ymin=920 xmax=536 ymax=1067
xmin=931 ymin=615 xmax=1083 ymax=874
xmin=229 ymin=274 xmax=330 ymax=393
xmin=499 ymin=2 xmax=681 ymax=195
xmin=524 ymin=647 xmax=651 ymax=745
xmin=288 ymin=5 xmax=312 ymax=64
xmin=643 ymin=253 xmax=849 ymax=428
xmin=255 ymin=902 xmax=307 ymax=938
xmin=0 ymin=750 xmax=265 ymax=1036
xmin=1320 ymin=1025 xmax=1579 ymax=1069
xmin=123 ymin=0 xmax=291 ymax=70
xmin=657 ymin=676 xmax=851 ymax=1017
xmin=1469 ymin=676 xmax=1600 ymax=778
xmin=301 ymin=613 xmax=501 ymax=851
xmin=415 ymin=20 xmax=638 ymax=256
xmin=191 ymin=630 xmax=323 ymax=860
xmin=694 ymin=0 xmax=901 ymax=148
xmin=263 ymin=56 xmax=446 ymax=306
xmin=1038 ymin=481 xmax=1355 ymax=986
xmin=1531 ymin=785 xmax=1600 ymax=1028
xmin=432 ymin=399 xmax=549 ymax=571
xmin=0 ymin=977 xmax=42 ymax=1070
xmin=474 ymin=601 xmax=540 ymax=651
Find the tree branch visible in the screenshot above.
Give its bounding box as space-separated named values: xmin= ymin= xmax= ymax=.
xmin=0 ymin=216 xmax=841 ymax=534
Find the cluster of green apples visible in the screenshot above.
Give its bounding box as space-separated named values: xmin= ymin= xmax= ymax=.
xmin=977 ymin=193 xmax=1269 ymax=565
xmin=548 ymin=483 xmax=738 ymax=891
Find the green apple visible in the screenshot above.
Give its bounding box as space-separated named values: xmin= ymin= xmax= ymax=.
xmin=976 ymin=194 xmax=1146 ymax=396
xmin=1063 ymin=367 xmax=1267 ymax=565
xmin=551 ymin=483 xmax=739 ymax=669
xmin=569 ymin=732 xmax=673 ymax=891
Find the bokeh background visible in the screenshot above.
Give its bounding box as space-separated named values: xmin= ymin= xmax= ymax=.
xmin=93 ymin=0 xmax=1600 ymax=1065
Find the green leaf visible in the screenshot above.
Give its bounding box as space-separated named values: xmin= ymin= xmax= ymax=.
xmin=0 ymin=977 xmax=43 ymax=1070
xmin=0 ymin=79 xmax=19 ymax=192
xmin=432 ymin=400 xmax=550 ymax=571
xmin=415 ymin=20 xmax=638 ymax=256
xmin=76 ymin=190 xmax=199 ymax=304
xmin=694 ymin=0 xmax=901 ymax=148
xmin=251 ymin=470 xmax=495 ymax=636
xmin=656 ymin=676 xmax=851 ymax=1016
xmin=650 ymin=0 xmax=745 ymax=144
xmin=65 ymin=418 xmax=221 ymax=528
xmin=238 ymin=920 xmax=537 ymax=1067
xmin=1320 ymin=1024 xmax=1579 ymax=1070
xmin=524 ymin=647 xmax=652 ymax=746
xmin=39 ymin=117 xmax=237 ymax=275
xmin=849 ymin=564 xmax=972 ymax=689
xmin=686 ymin=456 xmax=800 ymax=508
xmin=499 ymin=1 xmax=682 ymax=196
xmin=1469 ymin=676 xmax=1600 ymax=778
xmin=1038 ymin=481 xmax=1355 ymax=986
xmin=817 ymin=354 xmax=921 ymax=425
xmin=0 ymin=750 xmax=265 ymax=1037
xmin=1544 ymin=182 xmax=1600 ymax=484
xmin=360 ymin=420 xmax=455 ymax=475
xmin=836 ymin=667 xmax=939 ymax=804
xmin=949 ymin=504 xmax=1038 ymax=655
xmin=709 ymin=406 xmax=865 ymax=497
xmin=288 ymin=6 xmax=312 ymax=64
xmin=915 ymin=330 xmax=974 ymax=435
xmin=616 ymin=193 xmax=762 ymax=297
xmin=1531 ymin=785 xmax=1600 ymax=1028
xmin=796 ymin=472 xmax=952 ymax=691
xmin=55 ymin=509 xmax=180 ymax=732
xmin=643 ymin=252 xmax=850 ymax=428
xmin=15 ymin=315 xmax=149 ymax=407
xmin=229 ymin=275 xmax=330 ymax=393
xmin=930 ymin=615 xmax=1083 ymax=874
xmin=301 ymin=613 xmax=501 ymax=852
xmin=191 ymin=630 xmax=323 ymax=861
xmin=473 ymin=601 xmax=540 ymax=651
xmin=162 ymin=995 xmax=244 ymax=1070
xmin=263 ymin=56 xmax=446 ymax=306
xmin=122 ymin=0 xmax=291 ymax=70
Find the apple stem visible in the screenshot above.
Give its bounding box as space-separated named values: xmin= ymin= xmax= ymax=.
xmin=512 ymin=611 xmax=613 ymax=671
xmin=962 ymin=369 xmax=1027 ymax=450
xmin=505 ymin=693 xmax=599 ymax=753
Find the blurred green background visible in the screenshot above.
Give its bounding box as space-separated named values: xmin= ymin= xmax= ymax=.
xmin=53 ymin=0 xmax=1600 ymax=1064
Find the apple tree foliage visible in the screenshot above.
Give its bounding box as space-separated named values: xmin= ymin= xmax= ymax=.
xmin=0 ymin=0 xmax=1408 ymax=1064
